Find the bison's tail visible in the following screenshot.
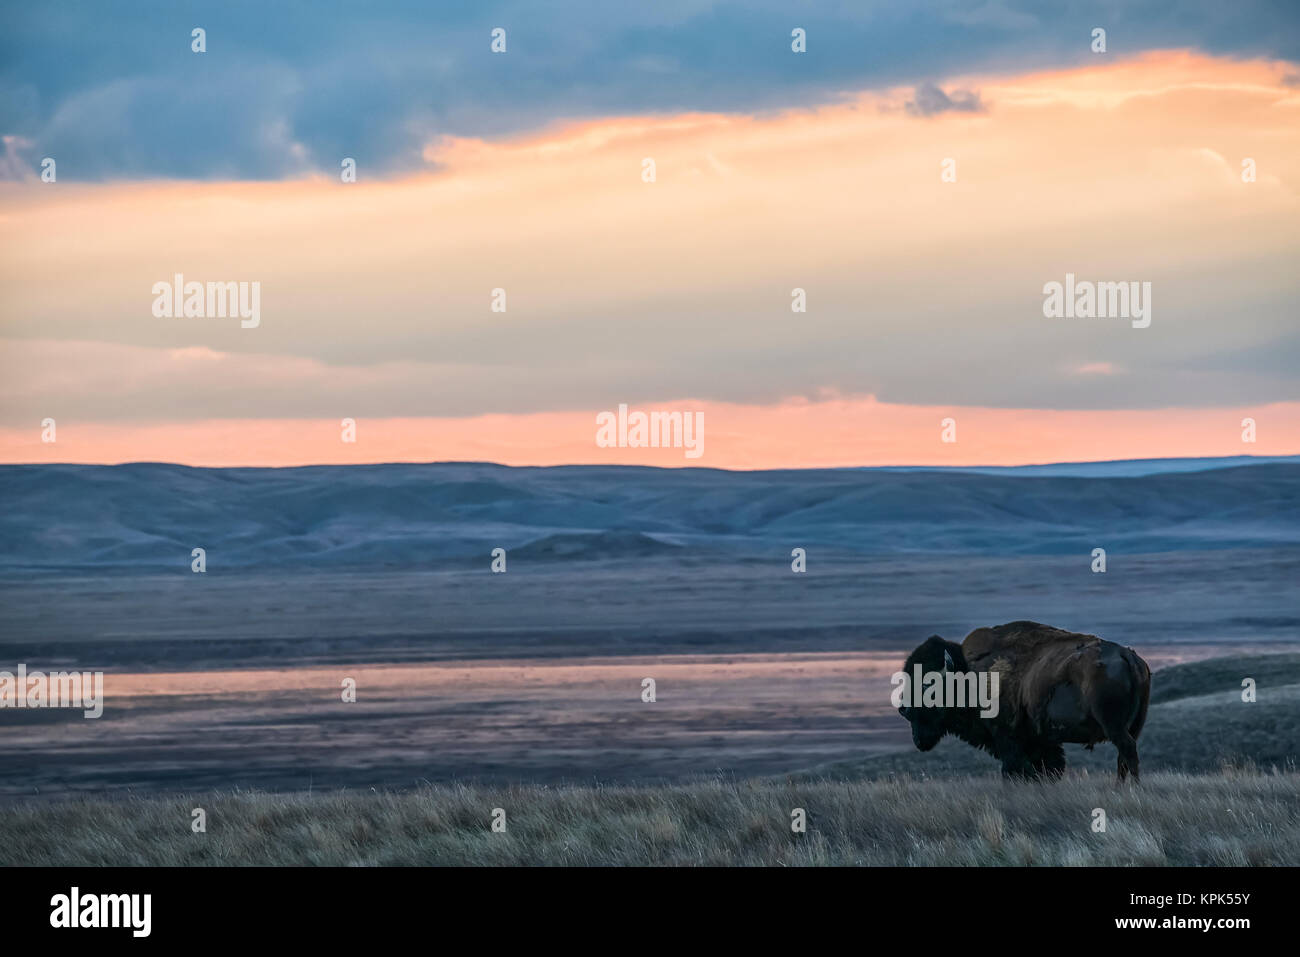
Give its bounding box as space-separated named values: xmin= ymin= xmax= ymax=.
xmin=1125 ymin=648 xmax=1152 ymax=740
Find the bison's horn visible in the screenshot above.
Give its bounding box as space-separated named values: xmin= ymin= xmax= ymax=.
xmin=943 ymin=649 xmax=955 ymax=670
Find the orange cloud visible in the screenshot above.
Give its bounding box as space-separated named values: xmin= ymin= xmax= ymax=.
xmin=3 ymin=399 xmax=1296 ymax=469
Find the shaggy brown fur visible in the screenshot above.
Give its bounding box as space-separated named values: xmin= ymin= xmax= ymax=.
xmin=899 ymin=621 xmax=1151 ymax=782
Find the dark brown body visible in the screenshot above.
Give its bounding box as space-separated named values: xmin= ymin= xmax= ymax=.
xmin=898 ymin=621 xmax=1151 ymax=781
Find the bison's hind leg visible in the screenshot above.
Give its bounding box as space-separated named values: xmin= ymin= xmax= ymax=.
xmin=1097 ymin=693 xmax=1143 ymax=784
xmin=1110 ymin=730 xmax=1140 ymax=784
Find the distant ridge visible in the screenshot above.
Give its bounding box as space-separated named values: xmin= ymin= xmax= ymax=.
xmin=1 ymin=457 xmax=1296 ymax=569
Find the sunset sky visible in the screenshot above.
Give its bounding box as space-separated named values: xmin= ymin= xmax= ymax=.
xmin=2 ymin=3 xmax=1298 ymax=467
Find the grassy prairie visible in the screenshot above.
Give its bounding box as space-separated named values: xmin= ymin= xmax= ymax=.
xmin=1 ymin=653 xmax=1296 ymax=866
xmin=0 ymin=769 xmax=1295 ymax=866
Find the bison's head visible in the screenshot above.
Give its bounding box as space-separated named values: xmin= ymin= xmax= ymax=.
xmin=898 ymin=634 xmax=965 ymax=752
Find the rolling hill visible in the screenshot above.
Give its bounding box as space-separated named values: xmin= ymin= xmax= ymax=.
xmin=1 ymin=457 xmax=1296 ymax=570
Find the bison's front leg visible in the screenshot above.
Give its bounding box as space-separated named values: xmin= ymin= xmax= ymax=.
xmin=994 ymin=735 xmax=1037 ymax=779
xmin=1031 ymin=744 xmax=1067 ymax=779
xmin=1000 ymin=758 xmax=1037 ymax=780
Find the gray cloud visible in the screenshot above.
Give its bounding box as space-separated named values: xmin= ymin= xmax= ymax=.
xmin=904 ymin=83 xmax=986 ymax=116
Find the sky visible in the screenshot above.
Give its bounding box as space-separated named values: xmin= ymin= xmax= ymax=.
xmin=1 ymin=1 xmax=1298 ymax=467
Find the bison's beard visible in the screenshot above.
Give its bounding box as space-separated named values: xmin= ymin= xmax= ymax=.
xmin=911 ymin=724 xmax=944 ymax=752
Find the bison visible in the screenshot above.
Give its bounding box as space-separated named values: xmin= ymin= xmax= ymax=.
xmin=897 ymin=621 xmax=1151 ymax=782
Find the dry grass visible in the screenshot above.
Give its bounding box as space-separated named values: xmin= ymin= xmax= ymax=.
xmin=1 ymin=768 xmax=1296 ymax=866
